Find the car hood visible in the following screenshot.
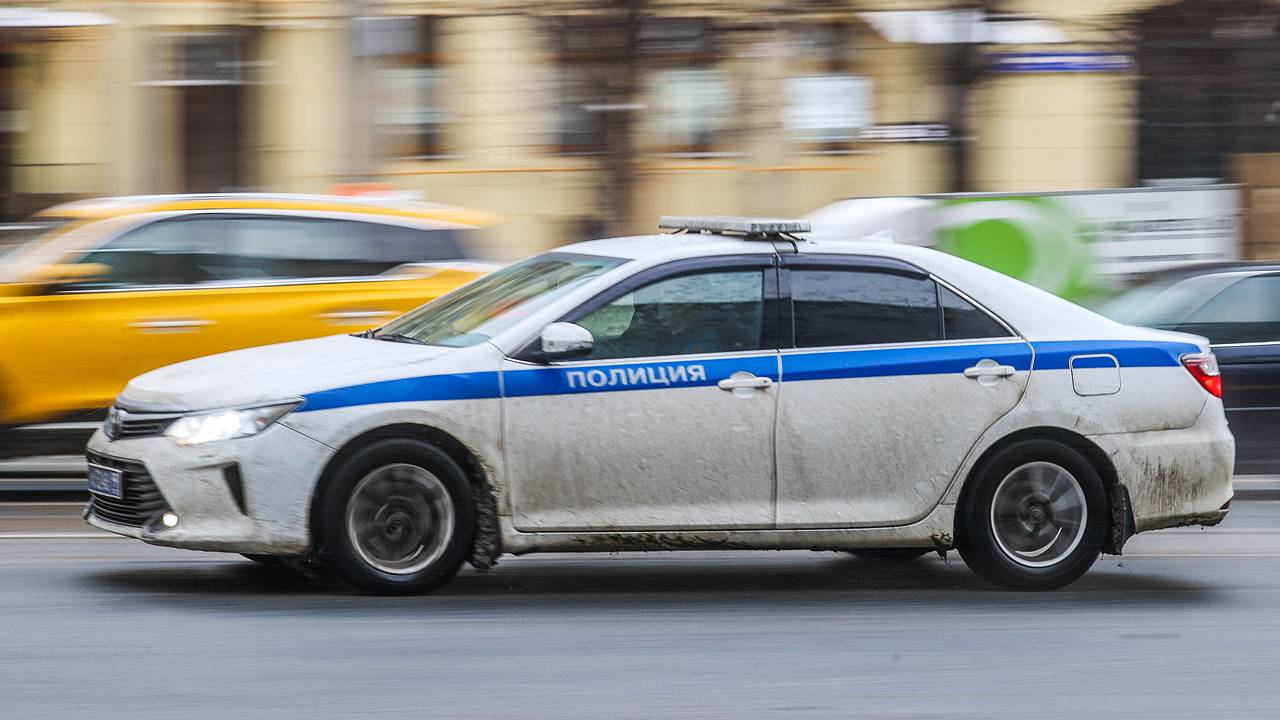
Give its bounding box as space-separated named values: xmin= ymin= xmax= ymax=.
xmin=118 ymin=334 xmax=456 ymax=412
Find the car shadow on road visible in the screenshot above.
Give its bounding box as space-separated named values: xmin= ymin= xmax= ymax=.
xmin=82 ymin=552 xmax=1222 ymax=611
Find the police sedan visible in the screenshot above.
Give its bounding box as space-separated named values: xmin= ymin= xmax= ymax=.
xmin=84 ymin=217 xmax=1235 ymax=594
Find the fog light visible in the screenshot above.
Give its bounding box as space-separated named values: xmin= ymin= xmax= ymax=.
xmin=161 ymin=513 xmax=179 ymax=528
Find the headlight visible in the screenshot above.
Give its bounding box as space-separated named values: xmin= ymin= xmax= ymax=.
xmin=164 ymin=401 xmax=301 ymax=446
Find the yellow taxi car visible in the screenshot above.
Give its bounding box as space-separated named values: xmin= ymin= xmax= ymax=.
xmin=0 ymin=193 xmax=497 ymax=429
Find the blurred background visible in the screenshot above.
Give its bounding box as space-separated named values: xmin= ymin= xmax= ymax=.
xmin=6 ymin=0 xmax=1280 ymax=450
xmin=0 ymin=0 xmax=1273 ymax=262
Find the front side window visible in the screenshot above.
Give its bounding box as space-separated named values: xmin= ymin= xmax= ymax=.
xmin=70 ymin=218 xmax=222 ymax=289
xmin=792 ymin=269 xmax=939 ymax=347
xmin=378 ymin=252 xmax=625 ymax=347
xmin=573 ymin=269 xmax=765 ymax=359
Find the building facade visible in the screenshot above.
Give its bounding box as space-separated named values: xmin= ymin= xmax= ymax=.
xmin=2 ymin=0 xmax=1277 ymax=257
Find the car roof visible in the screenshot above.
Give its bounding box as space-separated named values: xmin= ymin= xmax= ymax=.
xmin=557 ymin=229 xmax=1162 ymax=343
xmin=560 ymin=233 xmax=924 ymax=262
xmin=34 ymin=193 xmax=500 ymax=229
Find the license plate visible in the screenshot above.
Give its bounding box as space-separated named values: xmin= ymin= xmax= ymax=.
xmin=87 ymin=464 xmax=124 ymax=500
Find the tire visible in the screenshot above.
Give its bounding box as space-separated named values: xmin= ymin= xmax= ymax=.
xmin=848 ymin=548 xmax=930 ymax=561
xmin=315 ymin=438 xmax=475 ymax=595
xmin=956 ymin=439 xmax=1107 ymax=591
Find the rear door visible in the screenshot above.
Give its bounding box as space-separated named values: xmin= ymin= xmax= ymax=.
xmin=775 ymin=255 xmax=1033 ymax=528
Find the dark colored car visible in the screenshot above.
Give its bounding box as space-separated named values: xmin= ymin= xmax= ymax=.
xmin=1100 ymin=262 xmax=1280 ymax=474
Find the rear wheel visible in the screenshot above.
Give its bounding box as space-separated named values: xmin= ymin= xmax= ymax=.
xmin=957 ymin=439 xmax=1107 ymax=591
xmin=316 ymin=438 xmax=474 ymax=595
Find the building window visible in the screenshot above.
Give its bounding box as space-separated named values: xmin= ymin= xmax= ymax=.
xmin=374 ymin=17 xmax=448 ymax=159
xmin=548 ymin=18 xmax=630 ymax=154
xmin=783 ymin=23 xmax=873 ymax=150
xmin=649 ymin=68 xmax=734 ymax=154
xmin=643 ymin=19 xmax=734 ymax=155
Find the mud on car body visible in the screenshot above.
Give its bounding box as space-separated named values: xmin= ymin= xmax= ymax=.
xmin=84 ymin=217 xmax=1234 ymax=593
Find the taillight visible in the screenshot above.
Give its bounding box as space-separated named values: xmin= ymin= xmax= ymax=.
xmin=1181 ymin=351 xmax=1222 ymax=398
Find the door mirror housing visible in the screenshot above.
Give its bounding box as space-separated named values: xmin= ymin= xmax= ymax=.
xmin=540 ymin=322 xmax=594 ymax=362
xmin=23 ymin=263 xmax=111 ymax=292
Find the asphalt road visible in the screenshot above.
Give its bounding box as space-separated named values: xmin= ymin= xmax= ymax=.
xmin=1 ymin=502 xmax=1279 ymax=719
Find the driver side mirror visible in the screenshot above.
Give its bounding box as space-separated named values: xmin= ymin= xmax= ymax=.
xmin=540 ymin=322 xmax=594 ymax=362
xmin=24 ymin=263 xmax=111 ymax=291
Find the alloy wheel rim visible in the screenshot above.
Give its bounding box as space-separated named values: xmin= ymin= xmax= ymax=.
xmin=345 ymin=463 xmax=455 ymax=575
xmin=989 ymin=461 xmax=1087 ymax=568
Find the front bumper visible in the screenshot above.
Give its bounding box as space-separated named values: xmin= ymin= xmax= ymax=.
xmin=84 ymin=422 xmax=333 ymax=555
xmin=1090 ymin=402 xmax=1235 ymax=534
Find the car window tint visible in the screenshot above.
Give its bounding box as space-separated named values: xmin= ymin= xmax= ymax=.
xmin=1177 ymin=274 xmax=1280 ymax=344
xmin=210 ymin=217 xmax=390 ymax=281
xmin=68 ymin=218 xmax=224 ymax=290
xmin=575 ymin=270 xmax=765 ymax=359
xmin=375 ymin=224 xmax=469 ymax=264
xmin=940 ymin=286 xmax=1011 ymax=339
xmin=791 ymin=269 xmax=939 ymax=347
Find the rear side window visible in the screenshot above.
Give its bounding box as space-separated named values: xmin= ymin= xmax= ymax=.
xmin=374 ymin=224 xmax=469 ymax=264
xmin=791 ymin=269 xmax=940 ymax=347
xmin=940 ymin=286 xmax=1011 ymax=339
xmin=790 ymin=269 xmax=1011 ymax=348
xmin=1176 ymin=274 xmax=1280 ymax=344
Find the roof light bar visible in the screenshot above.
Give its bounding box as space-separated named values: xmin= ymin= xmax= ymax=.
xmin=658 ymin=216 xmax=812 ymax=235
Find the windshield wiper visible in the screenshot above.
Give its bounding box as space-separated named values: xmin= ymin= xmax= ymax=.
xmin=374 ymin=332 xmax=427 ymax=345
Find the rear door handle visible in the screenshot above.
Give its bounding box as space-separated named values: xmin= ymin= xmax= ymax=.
xmin=316 ymin=309 xmax=397 ymax=325
xmin=130 ymin=318 xmax=214 ymax=333
xmin=964 ymin=362 xmax=1016 ymax=379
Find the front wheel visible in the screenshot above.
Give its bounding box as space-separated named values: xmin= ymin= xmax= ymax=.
xmin=317 ymin=439 xmax=474 ymax=595
xmin=956 ymin=439 xmax=1107 ymax=591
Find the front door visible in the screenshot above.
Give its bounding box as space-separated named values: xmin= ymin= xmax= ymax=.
xmin=775 ymin=256 xmax=1033 ymax=528
xmin=503 ymin=257 xmax=780 ymax=531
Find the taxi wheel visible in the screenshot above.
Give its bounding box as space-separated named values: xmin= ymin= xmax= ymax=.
xmin=848 ymin=548 xmax=930 ymax=561
xmin=956 ymin=439 xmax=1107 ymax=591
xmin=317 ymin=438 xmax=474 ymax=595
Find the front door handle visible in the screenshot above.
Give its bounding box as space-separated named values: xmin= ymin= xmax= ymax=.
xmin=718 ymin=372 xmax=773 ymax=395
xmin=964 ymin=361 xmax=1017 ymax=379
xmin=130 ymin=318 xmax=215 ymax=333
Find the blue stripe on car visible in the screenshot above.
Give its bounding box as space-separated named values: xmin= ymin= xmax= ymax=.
xmin=296 ymin=340 xmax=1201 ymax=411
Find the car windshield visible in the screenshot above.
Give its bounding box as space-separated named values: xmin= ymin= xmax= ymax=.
xmin=0 ymin=219 xmax=72 ymax=264
xmin=376 ymin=251 xmax=626 ymax=347
xmin=1097 ymin=272 xmax=1246 ymax=328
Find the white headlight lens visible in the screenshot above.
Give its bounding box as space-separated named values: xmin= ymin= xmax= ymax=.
xmin=164 ymin=402 xmax=300 ymax=446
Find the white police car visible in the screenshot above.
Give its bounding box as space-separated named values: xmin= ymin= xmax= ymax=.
xmin=85 ymin=217 xmax=1234 ymax=593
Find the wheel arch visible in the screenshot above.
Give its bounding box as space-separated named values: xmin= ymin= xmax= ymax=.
xmin=954 ymin=426 xmax=1135 ymax=555
xmin=307 ymin=422 xmax=501 ymax=568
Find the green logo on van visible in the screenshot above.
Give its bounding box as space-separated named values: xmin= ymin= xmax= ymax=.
xmin=934 ymin=196 xmax=1094 ymax=301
